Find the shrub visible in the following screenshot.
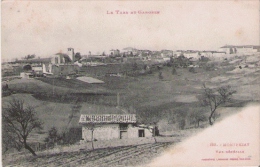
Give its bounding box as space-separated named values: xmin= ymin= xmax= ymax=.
xmin=189 ymin=67 xmax=195 ymax=73
xmin=61 ymin=127 xmax=82 ymax=145
xmin=178 ymin=119 xmax=186 ymax=130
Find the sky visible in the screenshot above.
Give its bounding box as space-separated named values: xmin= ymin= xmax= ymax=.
xmin=1 ymin=0 xmax=259 ymax=60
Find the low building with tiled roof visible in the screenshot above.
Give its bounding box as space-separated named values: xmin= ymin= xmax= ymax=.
xmin=79 ymin=107 xmax=153 ymax=141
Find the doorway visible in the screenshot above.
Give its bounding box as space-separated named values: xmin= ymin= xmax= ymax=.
xmin=138 ymin=130 xmax=145 ymax=137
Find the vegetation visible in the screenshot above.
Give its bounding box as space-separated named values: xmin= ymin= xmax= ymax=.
xmin=24 ymin=54 xmax=36 ymax=60
xmin=44 ymin=126 xmax=82 ymax=148
xmin=158 ymin=71 xmax=163 ymax=80
xmin=200 ymin=84 xmax=236 ymax=125
xmin=188 ymin=108 xmax=207 ymax=128
xmin=74 ymin=52 xmax=82 ymax=62
xmin=2 ymin=98 xmax=43 ymax=156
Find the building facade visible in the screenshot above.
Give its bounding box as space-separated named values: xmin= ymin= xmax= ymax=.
xmin=219 ymin=45 xmax=260 ymax=54
xmin=79 ymin=114 xmax=153 ymax=141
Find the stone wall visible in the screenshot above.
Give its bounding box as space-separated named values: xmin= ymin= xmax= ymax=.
xmin=82 ymin=124 xmax=120 ymax=141
xmin=82 ymin=123 xmax=153 ymax=141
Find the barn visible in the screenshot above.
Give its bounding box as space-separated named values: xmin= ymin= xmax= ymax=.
xmin=79 ymin=114 xmax=153 ymax=142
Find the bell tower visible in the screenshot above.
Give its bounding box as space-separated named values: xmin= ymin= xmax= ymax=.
xmin=67 ymin=48 xmax=75 ymax=62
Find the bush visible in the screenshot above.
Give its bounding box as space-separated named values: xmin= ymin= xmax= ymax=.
xmin=158 ymin=71 xmax=163 ymax=80
xmin=61 ymin=127 xmax=82 ymax=145
xmin=172 ymin=67 xmax=177 ymax=75
xmin=189 ymin=67 xmax=195 ymax=73
xmin=178 ymin=119 xmax=186 ymax=130
xmin=45 ymin=127 xmax=82 ymax=146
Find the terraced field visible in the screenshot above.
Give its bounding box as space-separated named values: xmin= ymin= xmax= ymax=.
xmin=4 ymin=142 xmax=173 ymax=167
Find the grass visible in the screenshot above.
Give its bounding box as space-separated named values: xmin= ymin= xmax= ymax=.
xmin=2 ymin=56 xmax=260 ymax=148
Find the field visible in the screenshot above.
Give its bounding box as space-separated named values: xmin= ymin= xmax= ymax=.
xmin=3 ymin=128 xmax=203 ymax=167
xmin=3 ymin=57 xmax=260 ymax=130
xmin=2 ymin=54 xmax=260 ymax=166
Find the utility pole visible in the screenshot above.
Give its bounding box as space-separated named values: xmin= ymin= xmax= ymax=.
xmin=52 ymin=78 xmax=54 ymax=97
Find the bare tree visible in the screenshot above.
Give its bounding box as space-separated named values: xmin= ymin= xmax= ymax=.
xmin=2 ymin=98 xmax=43 ymax=156
xmin=201 ymin=84 xmax=236 ymax=125
xmin=2 ymin=123 xmax=23 ymax=154
xmin=189 ymin=108 xmax=207 ymax=128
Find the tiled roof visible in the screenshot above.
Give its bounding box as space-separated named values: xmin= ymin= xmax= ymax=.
xmin=79 ymin=114 xmax=136 ymax=124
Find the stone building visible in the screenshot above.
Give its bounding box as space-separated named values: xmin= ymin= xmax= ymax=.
xmin=42 ymin=48 xmax=80 ymax=76
xmin=79 ymin=114 xmax=153 ymax=141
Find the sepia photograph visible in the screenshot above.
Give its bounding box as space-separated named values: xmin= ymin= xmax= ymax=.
xmin=1 ymin=0 xmax=260 ymax=166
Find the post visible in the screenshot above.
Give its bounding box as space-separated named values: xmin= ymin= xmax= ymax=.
xmin=91 ymin=123 xmax=95 ymax=150
xmin=153 ymin=123 xmax=157 ymax=143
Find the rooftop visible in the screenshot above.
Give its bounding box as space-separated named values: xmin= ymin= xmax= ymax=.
xmin=79 ymin=114 xmax=136 ymax=124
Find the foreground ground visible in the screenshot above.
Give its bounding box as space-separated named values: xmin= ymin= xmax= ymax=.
xmin=3 ymin=128 xmax=203 ymax=167
xmin=3 ymin=103 xmax=259 ymax=167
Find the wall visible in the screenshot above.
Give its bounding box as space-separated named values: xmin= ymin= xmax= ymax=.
xmin=82 ymin=123 xmax=153 ymax=141
xmin=236 ymin=47 xmax=257 ymax=54
xmin=82 ymin=124 xmax=120 ymax=141
xmin=127 ymin=126 xmax=153 ymax=138
xmin=183 ymin=52 xmax=200 ymax=59
xmin=51 ymin=55 xmax=65 ymax=64
xmin=51 ymin=64 xmax=79 ymax=76
xmin=200 ymin=52 xmax=213 ymax=57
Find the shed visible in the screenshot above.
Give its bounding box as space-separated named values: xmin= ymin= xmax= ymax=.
xmin=79 ymin=114 xmax=153 ymax=142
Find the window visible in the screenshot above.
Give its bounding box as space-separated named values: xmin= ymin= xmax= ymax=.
xmin=138 ymin=130 xmax=145 ymax=137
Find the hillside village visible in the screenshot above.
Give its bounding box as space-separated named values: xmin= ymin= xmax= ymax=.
xmin=2 ymin=45 xmax=260 ymax=166
xmin=3 ymin=45 xmax=260 ymax=78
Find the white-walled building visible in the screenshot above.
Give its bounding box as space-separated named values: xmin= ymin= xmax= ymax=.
xmin=79 ymin=114 xmax=153 ymax=141
xmin=219 ymin=45 xmax=260 ymax=54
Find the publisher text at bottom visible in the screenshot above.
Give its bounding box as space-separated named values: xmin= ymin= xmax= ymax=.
xmin=201 ymin=158 xmax=251 ymax=161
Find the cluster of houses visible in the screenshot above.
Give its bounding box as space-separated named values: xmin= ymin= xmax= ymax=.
xmin=2 ymin=45 xmax=260 ymax=78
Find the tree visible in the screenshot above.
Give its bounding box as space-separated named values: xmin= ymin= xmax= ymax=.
xmin=189 ymin=108 xmax=207 ymax=128
xmin=24 ymin=54 xmax=36 ymax=60
xmin=2 ymin=122 xmax=23 ymax=154
xmin=74 ymin=52 xmax=82 ymax=62
xmin=44 ymin=127 xmax=61 ymax=146
xmin=2 ymin=98 xmax=43 ymax=156
xmin=174 ymin=108 xmax=188 ymax=130
xmin=201 ymin=84 xmax=236 ymax=125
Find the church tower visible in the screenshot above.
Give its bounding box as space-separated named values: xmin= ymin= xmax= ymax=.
xmin=67 ymin=48 xmax=75 ymax=62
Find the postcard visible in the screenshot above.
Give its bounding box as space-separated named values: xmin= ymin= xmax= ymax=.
xmin=1 ymin=0 xmax=260 ymax=166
